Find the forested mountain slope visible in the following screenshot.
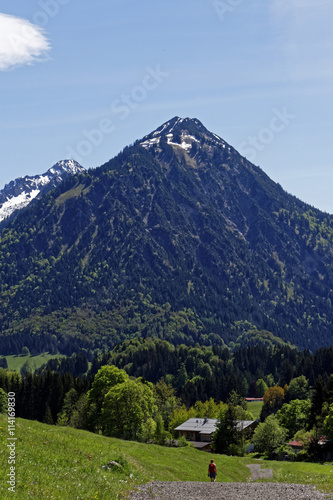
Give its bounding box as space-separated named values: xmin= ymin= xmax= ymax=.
xmin=1 ymin=117 xmax=333 ymax=354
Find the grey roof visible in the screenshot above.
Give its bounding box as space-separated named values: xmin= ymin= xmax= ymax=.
xmin=175 ymin=418 xmax=256 ymax=435
xmin=190 ymin=441 xmax=212 ymax=449
xmin=236 ymin=420 xmax=257 ymax=431
xmin=175 ymin=418 xmax=217 ymax=435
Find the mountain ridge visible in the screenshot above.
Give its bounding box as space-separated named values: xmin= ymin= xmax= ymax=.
xmin=0 ymin=159 xmax=85 ymax=226
xmin=0 ymin=117 xmax=332 ymax=354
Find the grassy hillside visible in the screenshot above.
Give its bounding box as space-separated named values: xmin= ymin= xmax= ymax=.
xmin=1 ymin=415 xmax=333 ymax=499
xmin=0 ymin=414 xmax=250 ymax=499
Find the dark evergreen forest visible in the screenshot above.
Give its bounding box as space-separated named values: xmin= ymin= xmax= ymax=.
xmin=1 ymin=339 xmax=333 ymax=423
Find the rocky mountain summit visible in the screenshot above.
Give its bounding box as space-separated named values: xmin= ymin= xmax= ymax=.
xmin=0 ymin=159 xmax=84 ymax=225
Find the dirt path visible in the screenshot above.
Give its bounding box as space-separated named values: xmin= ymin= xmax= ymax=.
xmin=129 ymin=461 xmax=333 ymax=499
xmin=129 ymin=481 xmax=333 ymax=499
xmin=246 ymin=463 xmax=273 ymax=480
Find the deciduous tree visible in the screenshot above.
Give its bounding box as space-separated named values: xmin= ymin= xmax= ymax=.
xmin=276 ymin=399 xmax=311 ymax=439
xmin=287 ymin=376 xmax=309 ymax=401
xmin=261 ymin=386 xmax=285 ymax=420
xmin=253 ymin=415 xmax=286 ymax=458
xmin=87 ymin=365 xmax=129 ymax=430
xmin=101 ymin=378 xmax=157 ymax=440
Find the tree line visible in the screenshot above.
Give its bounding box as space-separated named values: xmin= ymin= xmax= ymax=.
xmin=1 ymin=338 xmax=333 ymax=456
xmin=2 ymin=359 xmax=333 ymax=462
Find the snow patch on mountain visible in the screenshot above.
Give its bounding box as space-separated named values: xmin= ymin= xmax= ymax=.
xmin=166 ymin=132 xmax=199 ymax=151
xmin=168 ymin=117 xmax=184 ymax=133
xmin=140 ymin=129 xmax=200 ymax=152
xmin=139 ymin=117 xmax=232 ymax=156
xmin=140 ymin=136 xmax=161 ymax=149
xmin=0 ymin=159 xmax=85 ymax=223
xmin=0 ymin=190 xmax=40 ymax=222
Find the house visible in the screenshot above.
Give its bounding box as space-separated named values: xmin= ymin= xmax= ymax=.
xmin=174 ymin=417 xmax=258 ymax=451
xmin=174 ymin=418 xmax=216 ymax=450
xmin=287 ymin=440 xmax=304 ymax=455
xmin=287 ymin=437 xmax=333 ymax=460
xmin=318 ymin=436 xmax=333 ymax=461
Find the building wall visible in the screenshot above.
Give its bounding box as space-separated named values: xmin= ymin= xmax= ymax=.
xmin=180 ymin=431 xmax=200 ymax=441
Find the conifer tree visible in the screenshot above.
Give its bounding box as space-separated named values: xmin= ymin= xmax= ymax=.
xmin=212 ymin=404 xmax=242 ymax=455
xmin=309 ymin=375 xmax=326 ymax=429
xmin=43 ymin=404 xmax=54 ymax=425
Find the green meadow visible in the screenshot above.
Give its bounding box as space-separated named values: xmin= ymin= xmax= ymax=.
xmin=1 ymin=414 xmax=333 ymax=499
xmin=4 ymin=353 xmax=64 ymax=373
xmin=247 ymin=400 xmax=263 ymax=419
xmin=0 ymin=414 xmax=250 ymax=499
xmin=263 ymin=459 xmax=333 ymax=494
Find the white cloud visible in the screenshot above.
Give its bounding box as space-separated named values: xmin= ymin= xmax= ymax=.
xmin=0 ymin=13 xmax=50 ymax=71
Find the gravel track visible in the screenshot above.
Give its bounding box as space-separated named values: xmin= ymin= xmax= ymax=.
xmin=129 ymin=481 xmax=333 ymax=500
xmin=129 ymin=462 xmax=333 ymax=499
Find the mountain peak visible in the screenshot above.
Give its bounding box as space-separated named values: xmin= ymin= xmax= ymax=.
xmin=47 ymin=159 xmax=84 ymax=176
xmin=0 ymin=118 xmax=333 ymax=353
xmin=140 ymin=116 xmax=228 ymax=153
xmin=0 ymin=159 xmax=85 ymax=224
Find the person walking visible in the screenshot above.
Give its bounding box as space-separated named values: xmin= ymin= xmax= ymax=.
xmin=208 ymin=459 xmax=217 ymax=482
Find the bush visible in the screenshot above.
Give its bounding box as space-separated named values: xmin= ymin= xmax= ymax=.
xmin=0 ymin=388 xmax=7 ymax=413
xmin=177 ymin=436 xmax=192 ymax=447
xmin=276 ymin=445 xmax=295 ymax=461
xmin=227 ymin=443 xmax=245 ymax=456
xmin=294 ymin=449 xmax=309 ymax=461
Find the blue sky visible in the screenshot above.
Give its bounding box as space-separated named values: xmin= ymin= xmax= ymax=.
xmin=1 ymin=0 xmax=333 ymax=212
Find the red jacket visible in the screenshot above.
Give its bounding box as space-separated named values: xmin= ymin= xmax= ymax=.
xmin=209 ymin=462 xmax=216 ymax=473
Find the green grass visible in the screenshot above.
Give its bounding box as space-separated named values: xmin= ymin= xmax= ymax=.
xmin=0 ymin=414 xmax=251 ymax=500
xmin=1 ymin=415 xmax=333 ymax=499
xmin=55 ymin=184 xmax=86 ymax=206
xmin=5 ymin=353 xmax=64 ymax=373
xmin=259 ymin=459 xmax=333 ymax=495
xmin=247 ymin=400 xmax=263 ymax=419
